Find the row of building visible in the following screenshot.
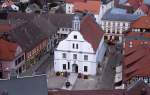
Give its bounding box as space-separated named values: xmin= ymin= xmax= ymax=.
xmin=0 ymin=74 xmax=149 ymax=95
xmin=114 ymin=16 xmax=150 ymax=89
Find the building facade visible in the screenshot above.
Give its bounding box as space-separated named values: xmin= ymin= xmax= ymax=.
xmin=64 ymin=0 xmax=101 ymax=24
xmin=54 ymin=15 xmax=106 ymax=75
xmin=101 ymin=8 xmax=140 ymax=43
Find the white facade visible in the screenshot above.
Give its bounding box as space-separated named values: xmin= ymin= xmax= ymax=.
xmin=54 ymin=31 xmax=97 ymax=75
xmin=65 ymin=2 xmax=101 ymax=24
xmin=134 ymin=9 xmax=146 ymax=16
xmin=65 ymin=3 xmax=74 ymax=14
xmin=54 ymin=15 xmax=107 ymax=75
xmin=99 ymin=0 xmax=114 ymax=24
xmin=101 ymin=20 xmax=130 ymax=42
xmin=14 ymin=46 xmax=26 ymax=74
xmin=1 ymin=46 xmax=25 ymax=78
xmin=20 ymin=0 xmax=29 ymax=3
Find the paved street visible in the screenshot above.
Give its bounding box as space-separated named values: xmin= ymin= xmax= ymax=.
xmin=20 ymin=45 xmax=123 ymax=90
xmin=73 ymin=76 xmax=98 ymax=90
xmin=62 ymin=73 xmax=78 ymax=90
xmin=97 ymin=45 xmax=122 ymax=90
xmin=21 ymin=52 xmax=53 ymax=76
xmin=35 ymin=54 xmax=54 ymax=75
xmin=47 ymin=75 xmax=66 ymax=89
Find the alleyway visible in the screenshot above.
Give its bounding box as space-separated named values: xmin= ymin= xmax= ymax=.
xmin=97 ymin=45 xmax=122 ymax=90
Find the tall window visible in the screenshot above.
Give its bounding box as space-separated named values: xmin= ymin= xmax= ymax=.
xmin=76 ymin=44 xmax=78 ymax=49
xmin=68 ymin=62 xmax=70 ymax=69
xmin=84 ymin=66 xmax=88 ymax=72
xmin=73 ymin=54 xmax=77 ymax=59
xmin=62 ymin=53 xmax=66 ymax=58
xmin=84 ymin=55 xmax=88 ymax=60
xmin=72 ymin=43 xmax=75 ymax=49
xmin=15 ymin=55 xmax=24 ymax=66
xmin=63 ymin=64 xmax=66 ymax=70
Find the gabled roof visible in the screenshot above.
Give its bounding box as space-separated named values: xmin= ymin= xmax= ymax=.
xmin=102 ymin=9 xmax=141 ymax=22
xmin=44 ymin=13 xmax=74 ymax=28
xmin=7 ymin=13 xmax=74 ymax=52
xmin=123 ymin=32 xmax=150 ymax=81
xmin=0 ymin=75 xmax=48 ymax=95
xmin=73 ymin=0 xmax=100 ymax=14
xmin=0 ymin=39 xmax=17 ymax=61
xmin=0 ymin=24 xmax=12 ymax=32
xmin=80 ymin=15 xmax=104 ymax=52
xmin=131 ymin=16 xmax=150 ymax=29
xmin=137 ymin=4 xmax=149 ymax=14
xmin=8 ymin=13 xmax=74 ymax=29
xmin=123 ymin=44 xmax=150 ymax=81
xmin=125 ymin=0 xmax=142 ymax=9
xmin=10 ymin=21 xmax=48 ymax=52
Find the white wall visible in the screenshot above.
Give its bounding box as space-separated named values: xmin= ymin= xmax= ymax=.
xmin=66 ymin=3 xmax=74 ymax=14
xmin=101 ymin=20 xmax=130 ymax=42
xmin=54 ymin=31 xmax=97 ymax=75
xmin=99 ymin=0 xmax=114 ymax=24
xmin=134 ymin=9 xmax=146 ymax=16
xmin=20 ymin=0 xmax=29 ymax=3
xmin=96 ymin=36 xmax=107 ymax=63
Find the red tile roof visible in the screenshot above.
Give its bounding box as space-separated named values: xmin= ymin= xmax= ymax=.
xmin=138 ymin=4 xmax=149 ymax=14
xmin=0 ymin=39 xmax=17 ymax=61
xmin=126 ymin=0 xmax=143 ymax=9
xmin=131 ymin=16 xmax=150 ymax=29
xmin=65 ymin=0 xmax=100 ymax=14
xmin=123 ymin=45 xmax=150 ymax=81
xmin=123 ymin=32 xmax=150 ymax=81
xmin=126 ymin=32 xmax=150 ymax=39
xmin=74 ymin=0 xmax=100 ymax=14
xmin=80 ymin=15 xmax=104 ymax=52
xmin=0 ymin=24 xmax=12 ymax=32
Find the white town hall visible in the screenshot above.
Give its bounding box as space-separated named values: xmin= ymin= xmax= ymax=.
xmin=54 ymin=15 xmax=107 ymax=75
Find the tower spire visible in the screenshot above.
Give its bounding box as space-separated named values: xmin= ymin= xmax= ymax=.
xmin=72 ymin=15 xmax=80 ymax=31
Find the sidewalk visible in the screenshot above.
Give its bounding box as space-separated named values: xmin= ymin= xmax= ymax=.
xmin=61 ymin=73 xmax=78 ymax=90
xmin=21 ymin=53 xmax=50 ymax=76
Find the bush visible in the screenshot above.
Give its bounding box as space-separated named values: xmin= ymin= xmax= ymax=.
xmin=64 ymin=71 xmax=68 ymax=77
xmin=78 ymin=73 xmax=82 ymax=78
xmin=84 ymin=75 xmax=88 ymax=79
xmin=56 ymin=72 xmax=60 ymax=76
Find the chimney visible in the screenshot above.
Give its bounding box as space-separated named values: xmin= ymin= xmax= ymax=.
xmin=141 ymin=88 xmax=147 ymax=95
xmin=9 ymin=68 xmax=18 ymax=80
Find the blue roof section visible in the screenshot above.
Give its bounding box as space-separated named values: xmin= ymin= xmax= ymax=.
xmin=102 ymin=9 xmax=141 ymax=22
xmin=110 ymin=8 xmax=127 ymax=14
xmin=144 ymin=0 xmax=150 ymax=5
xmin=119 ymin=0 xmax=127 ymax=4
xmin=101 ymin=0 xmax=113 ymax=4
xmin=0 ymin=75 xmax=48 ymax=95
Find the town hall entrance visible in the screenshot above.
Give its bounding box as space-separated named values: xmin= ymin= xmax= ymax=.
xmin=72 ymin=64 xmax=78 ymax=73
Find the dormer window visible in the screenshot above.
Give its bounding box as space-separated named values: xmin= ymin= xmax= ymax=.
xmin=74 ymin=35 xmax=77 ymax=39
